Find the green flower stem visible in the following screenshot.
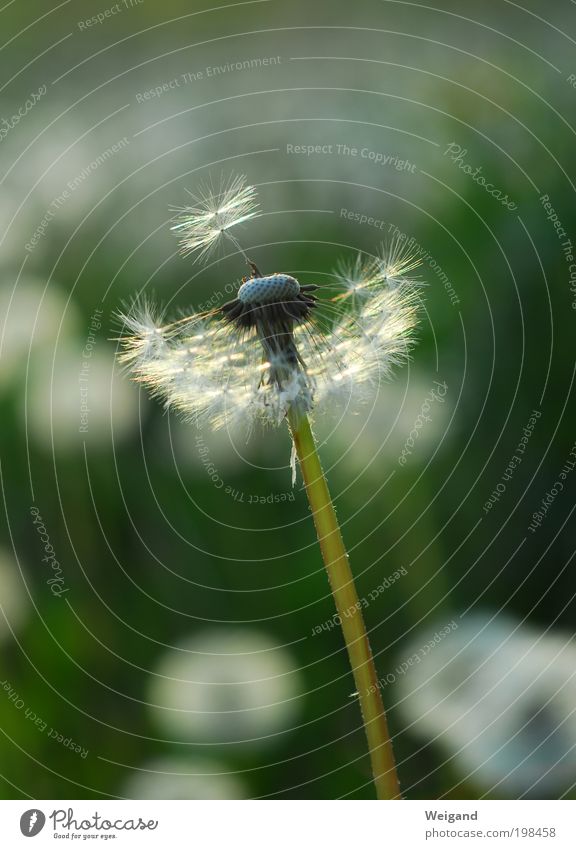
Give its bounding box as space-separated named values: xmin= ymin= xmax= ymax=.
xmin=287 ymin=409 xmax=402 ymax=800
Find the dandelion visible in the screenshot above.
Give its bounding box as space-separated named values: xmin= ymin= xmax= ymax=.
xmin=117 ymin=256 xmax=419 ymax=432
xmin=0 ymin=275 xmax=79 ymax=390
xmin=116 ymin=175 xmax=422 ymax=799
xmin=27 ymin=342 xmax=139 ymax=452
xmin=315 ymin=369 xmax=453 ymax=477
xmin=148 ymin=628 xmax=301 ymax=746
xmin=397 ymin=613 xmax=576 ymax=798
xmin=124 ymin=757 xmax=248 ymax=799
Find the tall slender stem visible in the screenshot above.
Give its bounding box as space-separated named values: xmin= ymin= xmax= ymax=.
xmin=287 ymin=409 xmax=402 ymax=800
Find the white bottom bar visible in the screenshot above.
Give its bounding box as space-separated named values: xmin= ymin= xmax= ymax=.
xmin=0 ymin=800 xmax=574 ymax=848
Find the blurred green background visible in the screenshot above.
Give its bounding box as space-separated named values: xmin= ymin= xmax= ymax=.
xmin=1 ymin=0 xmax=575 ymax=800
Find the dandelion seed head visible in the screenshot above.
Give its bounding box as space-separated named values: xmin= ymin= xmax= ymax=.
xmin=170 ymin=174 xmax=259 ymax=262
xmin=238 ymin=274 xmax=300 ymax=306
xmin=117 ymin=261 xmax=419 ymax=429
xmin=118 ymin=180 xmax=422 ymax=430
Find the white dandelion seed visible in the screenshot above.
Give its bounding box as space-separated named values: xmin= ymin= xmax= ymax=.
xmin=115 ymin=298 xmax=170 ymax=367
xmin=333 ymin=233 xmax=422 ymax=305
xmin=170 ymin=174 xmax=259 ymax=262
xmin=118 ymin=177 xmax=420 ymax=430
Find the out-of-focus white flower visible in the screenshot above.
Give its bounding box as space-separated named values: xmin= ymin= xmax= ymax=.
xmin=0 ymin=276 xmax=78 ymax=390
xmin=0 ymin=189 xmax=39 ymax=268
xmin=123 ymin=757 xmax=248 ymax=800
xmin=14 ymin=124 xmax=108 ymax=220
xmin=118 ymin=179 xmax=420 ymax=431
xmin=0 ymin=548 xmax=29 ymax=643
xmin=170 ymin=174 xmax=259 ymax=262
xmin=165 ymin=416 xmax=289 ymax=475
xmin=148 ymin=629 xmax=302 ymax=746
xmin=24 ymin=342 xmax=140 ymax=452
xmin=317 ymin=370 xmax=452 ymax=475
xmin=397 ymin=613 xmax=576 ymax=797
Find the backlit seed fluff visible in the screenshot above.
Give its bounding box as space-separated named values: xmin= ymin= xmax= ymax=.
xmin=118 ymin=178 xmax=421 ymax=429
xmin=170 ymin=174 xmax=259 ymax=262
xmin=334 ymin=233 xmax=423 ymax=304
